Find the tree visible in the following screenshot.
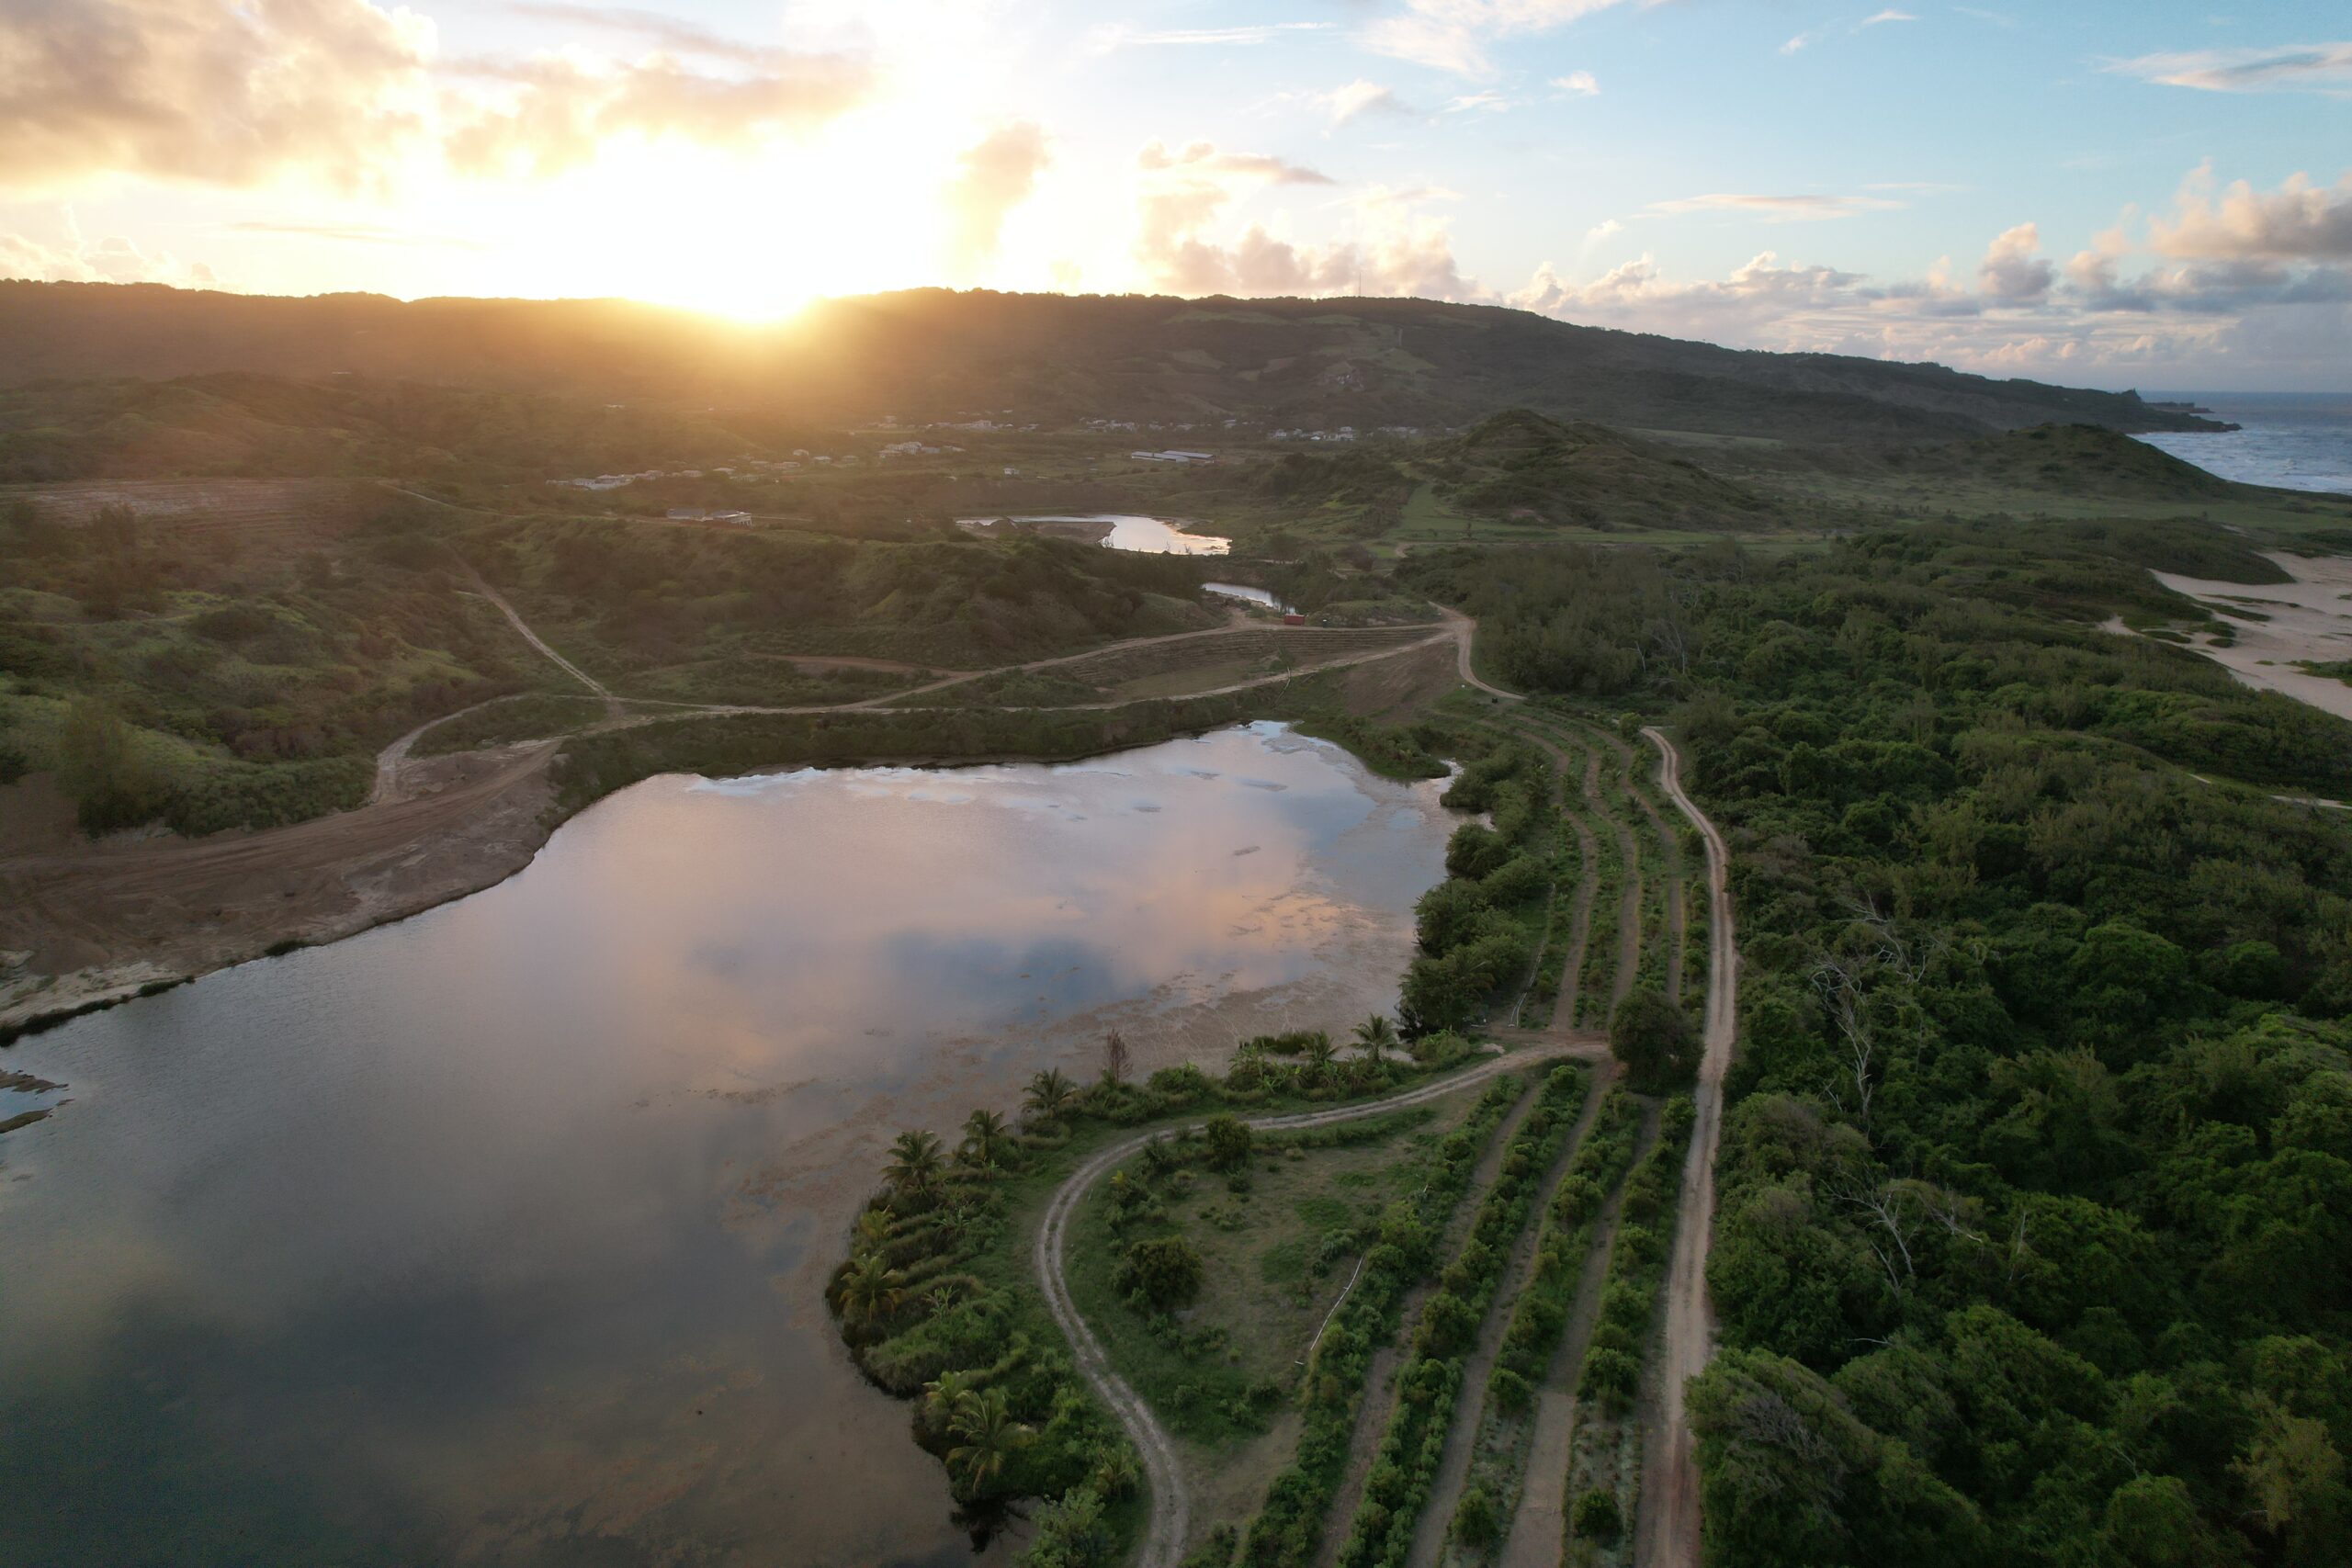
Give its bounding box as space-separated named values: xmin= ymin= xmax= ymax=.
xmin=1302 ymin=1032 xmax=1336 ymax=1081
xmin=1025 ymin=1067 xmax=1078 ymax=1122
xmin=1101 ymin=1028 xmax=1131 ymax=1084
xmin=884 ymin=1129 xmax=944 ymax=1195
xmin=58 ymin=696 xmax=160 ymax=833
xmin=838 ymin=1251 xmax=905 ymax=1332
xmin=1117 ymin=1235 xmax=1205 ymax=1311
xmin=960 ymin=1108 xmax=1011 ymax=1169
xmin=1611 ymin=987 xmax=1699 ymax=1091
xmin=1204 ymin=1113 xmax=1252 ymax=1172
xmin=922 ymin=1369 xmax=981 ymax=1436
xmin=1352 ymin=1013 xmax=1397 ymax=1064
xmin=947 ymin=1388 xmax=1032 ymax=1497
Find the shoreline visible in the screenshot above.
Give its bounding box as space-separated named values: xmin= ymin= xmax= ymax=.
xmin=0 ymin=709 xmax=1373 ymax=1045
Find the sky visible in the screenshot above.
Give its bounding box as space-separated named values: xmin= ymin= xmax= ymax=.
xmin=2 ymin=0 xmax=2347 ymax=389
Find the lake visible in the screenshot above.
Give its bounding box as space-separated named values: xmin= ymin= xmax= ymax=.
xmin=0 ymin=723 xmax=1454 ymax=1567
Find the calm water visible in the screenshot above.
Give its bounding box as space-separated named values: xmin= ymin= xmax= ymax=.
xmin=2137 ymin=391 xmax=2352 ymax=495
xmin=0 ymin=724 xmax=1453 ymax=1567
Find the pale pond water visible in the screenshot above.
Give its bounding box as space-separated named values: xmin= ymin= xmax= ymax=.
xmin=0 ymin=723 xmax=1454 ymax=1567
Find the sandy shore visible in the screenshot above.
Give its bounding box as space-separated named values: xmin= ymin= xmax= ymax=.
xmin=2148 ymin=551 xmax=2352 ymax=723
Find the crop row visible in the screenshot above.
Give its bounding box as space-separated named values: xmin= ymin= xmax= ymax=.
xmin=1558 ymin=1095 xmax=1698 ymax=1565
xmin=1232 ymin=1073 xmax=1528 ymax=1568
xmin=1332 ymin=1062 xmax=1592 ymax=1568
xmin=1440 ymin=1087 xmax=1645 ymax=1563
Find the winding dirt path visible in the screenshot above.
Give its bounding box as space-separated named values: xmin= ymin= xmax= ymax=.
xmin=1035 ymin=1047 xmax=1575 ymax=1568
xmin=1633 ymin=729 xmax=1738 ymax=1568
xmin=1439 ymin=607 xmax=1522 ymax=704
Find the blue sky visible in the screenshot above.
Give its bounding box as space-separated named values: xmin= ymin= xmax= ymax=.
xmin=2 ymin=1 xmax=2346 ymax=388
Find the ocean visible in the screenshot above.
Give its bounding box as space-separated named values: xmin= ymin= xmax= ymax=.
xmin=2136 ymin=391 xmax=2352 ymax=496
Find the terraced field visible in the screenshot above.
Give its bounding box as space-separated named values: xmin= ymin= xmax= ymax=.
xmin=1030 ymin=708 xmax=1732 ymax=1568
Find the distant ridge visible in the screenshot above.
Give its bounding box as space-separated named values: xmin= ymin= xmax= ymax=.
xmin=0 ymin=280 xmax=2228 ymax=444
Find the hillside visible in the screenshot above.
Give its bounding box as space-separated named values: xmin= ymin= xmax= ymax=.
xmin=0 ymin=281 xmax=2224 ymax=445
xmin=1423 ymin=408 xmax=1768 ymax=528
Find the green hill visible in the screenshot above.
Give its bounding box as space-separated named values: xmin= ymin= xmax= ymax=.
xmin=1423 ymin=409 xmax=1769 ymax=529
xmin=0 ymin=281 xmax=2226 ymax=445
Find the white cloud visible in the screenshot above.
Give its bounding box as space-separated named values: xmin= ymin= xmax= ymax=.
xmin=2106 ymin=42 xmax=2352 ymax=96
xmin=2146 ymin=164 xmax=2352 ymax=260
xmin=1860 ymin=10 xmax=1917 ymax=27
xmin=944 ymin=121 xmax=1049 ymax=276
xmin=1445 ymin=93 xmax=1512 ymax=113
xmin=1646 ymin=192 xmax=1905 ymax=221
xmin=442 ymin=51 xmax=870 ymax=177
xmin=0 ymin=0 xmax=436 ymax=193
xmin=1091 ymin=21 xmax=1332 ymax=51
xmin=1136 ymin=141 xmax=1335 ymax=186
xmin=1363 ymin=0 xmax=1634 ymax=79
xmin=1317 ymin=80 xmax=1412 ymax=127
xmin=1977 ymin=221 xmax=2052 ymax=301
xmin=0 ymin=222 xmax=220 ymax=287
xmin=1553 ymin=71 xmax=1600 ymax=96
xmin=1781 ymin=32 xmax=1817 ymax=55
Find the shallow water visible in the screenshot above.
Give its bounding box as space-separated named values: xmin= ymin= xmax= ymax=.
xmin=0 ymin=723 xmax=1453 ymax=1567
xmin=1204 ymin=581 xmax=1292 ymax=613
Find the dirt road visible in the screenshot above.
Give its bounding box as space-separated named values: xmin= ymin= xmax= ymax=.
xmin=1634 ymin=728 xmax=1738 ymax=1568
xmin=1439 ymin=607 xmax=1521 ymax=703
xmin=1035 ymin=1046 xmax=1577 ymax=1568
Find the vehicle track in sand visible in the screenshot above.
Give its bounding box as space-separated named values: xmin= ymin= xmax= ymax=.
xmin=1037 ymin=1047 xmax=1581 ymax=1568
xmin=1632 ymin=729 xmax=1738 ymax=1568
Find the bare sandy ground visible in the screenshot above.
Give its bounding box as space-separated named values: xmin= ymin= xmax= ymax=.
xmin=2147 ymin=551 xmax=2352 ymax=722
xmin=1634 ymin=729 xmax=1738 ymax=1568
xmin=0 ymin=746 xmax=561 ymax=1036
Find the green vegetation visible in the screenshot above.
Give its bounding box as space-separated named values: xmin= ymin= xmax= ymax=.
xmin=1562 ymin=1098 xmax=1695 ymax=1566
xmin=1428 ymin=517 xmax=2352 ymax=1567
xmin=1446 ymin=1086 xmax=1643 ymax=1564
xmin=1399 ymin=739 xmax=1563 ymax=1035
xmin=1235 ymin=1074 xmax=1523 ymax=1568
xmin=1331 ymin=1063 xmax=1589 ymax=1568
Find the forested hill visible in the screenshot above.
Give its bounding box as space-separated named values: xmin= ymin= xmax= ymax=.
xmin=0 ymin=281 xmax=2222 ymax=444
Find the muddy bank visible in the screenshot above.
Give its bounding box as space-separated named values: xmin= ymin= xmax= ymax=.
xmin=0 ymin=745 xmax=561 ymax=1039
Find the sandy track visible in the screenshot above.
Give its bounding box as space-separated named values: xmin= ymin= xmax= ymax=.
xmin=1440 ymin=608 xmax=1522 ymax=704
xmin=1036 ymin=1047 xmax=1577 ymax=1568
xmin=1633 ymin=729 xmax=1737 ymax=1568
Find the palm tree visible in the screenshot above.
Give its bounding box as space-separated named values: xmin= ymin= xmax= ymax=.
xmin=1303 ymin=1032 xmax=1336 ymax=1079
xmin=839 ymin=1250 xmax=906 ymax=1331
xmin=1024 ymin=1067 xmax=1077 ymax=1122
xmin=854 ymin=1208 xmax=893 ymax=1255
xmin=961 ymin=1108 xmax=1011 ymax=1168
xmin=885 ymin=1128 xmax=944 ymax=1194
xmin=1353 ymin=1014 xmax=1398 ymax=1064
xmin=947 ymin=1388 xmax=1033 ymax=1496
xmin=922 ymin=1369 xmax=981 ymax=1434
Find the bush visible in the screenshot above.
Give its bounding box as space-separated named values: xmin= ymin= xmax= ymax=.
xmin=1452 ymin=1483 xmax=1501 ymax=1548
xmin=1487 ymin=1365 xmax=1532 ymax=1415
xmin=1118 ymin=1235 xmax=1205 ymax=1312
xmin=1610 ymin=986 xmax=1699 ymax=1091
xmin=1571 ymin=1487 xmax=1622 ymax=1540
xmin=1204 ymin=1113 xmax=1253 ymax=1172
